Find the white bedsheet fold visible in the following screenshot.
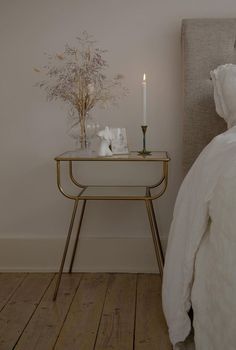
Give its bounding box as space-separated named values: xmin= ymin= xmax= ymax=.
xmin=162 ymin=126 xmax=236 ymax=347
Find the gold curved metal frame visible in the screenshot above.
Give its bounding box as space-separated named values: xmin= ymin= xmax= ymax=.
xmin=53 ymin=154 xmax=170 ymax=300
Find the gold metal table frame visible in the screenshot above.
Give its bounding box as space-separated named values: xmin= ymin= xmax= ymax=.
xmin=53 ymin=151 xmax=170 ymax=300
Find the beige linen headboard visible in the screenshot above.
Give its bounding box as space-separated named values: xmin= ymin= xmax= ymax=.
xmin=182 ymin=18 xmax=236 ymax=174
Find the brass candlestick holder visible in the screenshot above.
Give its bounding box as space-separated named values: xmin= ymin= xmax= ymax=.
xmin=138 ymin=125 xmax=152 ymax=156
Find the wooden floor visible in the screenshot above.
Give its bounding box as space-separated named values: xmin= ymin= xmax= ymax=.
xmin=0 ymin=273 xmax=171 ymax=350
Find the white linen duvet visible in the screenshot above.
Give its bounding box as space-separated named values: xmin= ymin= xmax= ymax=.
xmin=192 ymin=156 xmax=236 ymax=350
xmin=163 ymin=64 xmax=236 ymax=349
xmin=163 ymin=126 xmax=236 ymax=349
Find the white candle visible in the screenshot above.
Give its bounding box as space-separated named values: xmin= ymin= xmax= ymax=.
xmin=142 ymin=73 xmax=147 ymax=125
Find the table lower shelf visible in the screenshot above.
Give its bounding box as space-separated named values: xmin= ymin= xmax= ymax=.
xmin=77 ymin=186 xmax=149 ymax=200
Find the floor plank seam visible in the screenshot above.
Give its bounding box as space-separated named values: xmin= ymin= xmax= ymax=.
xmin=92 ymin=273 xmax=112 ymax=350
xmin=0 ymin=273 xmax=171 ymax=350
xmin=0 ymin=273 xmax=28 ymax=313
xmin=52 ymin=273 xmax=83 ymax=350
xmin=11 ymin=273 xmax=55 ymax=350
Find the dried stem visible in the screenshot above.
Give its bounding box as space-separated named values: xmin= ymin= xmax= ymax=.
xmin=35 ymin=31 xmax=128 ymax=123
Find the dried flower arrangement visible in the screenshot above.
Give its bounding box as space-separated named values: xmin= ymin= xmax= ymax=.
xmin=35 ymin=31 xmax=127 ymax=149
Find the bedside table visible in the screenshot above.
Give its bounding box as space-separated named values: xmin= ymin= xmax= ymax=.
xmin=53 ymin=151 xmax=170 ymax=300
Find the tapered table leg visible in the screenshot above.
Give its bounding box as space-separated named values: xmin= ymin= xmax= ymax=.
xmin=145 ymin=199 xmax=164 ymax=278
xmin=149 ymin=199 xmax=164 ymax=263
xmin=69 ymin=200 xmax=87 ymax=273
xmin=53 ymin=199 xmax=79 ymax=301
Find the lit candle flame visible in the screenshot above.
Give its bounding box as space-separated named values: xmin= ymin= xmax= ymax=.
xmin=143 ymin=73 xmax=146 ymax=82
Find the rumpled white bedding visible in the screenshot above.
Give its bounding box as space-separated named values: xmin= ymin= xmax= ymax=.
xmin=192 ymin=155 xmax=236 ymax=349
xmin=211 ymin=64 xmax=236 ymax=128
xmin=162 ymin=125 xmax=236 ymax=348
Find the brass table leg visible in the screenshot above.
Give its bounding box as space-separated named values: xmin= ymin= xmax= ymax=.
xmin=145 ymin=199 xmax=164 ymax=278
xmin=53 ymin=198 xmax=79 ymax=301
xmin=149 ymin=199 xmax=164 ymax=264
xmin=69 ymin=200 xmax=87 ymax=273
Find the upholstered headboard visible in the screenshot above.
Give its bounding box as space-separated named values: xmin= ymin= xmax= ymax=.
xmin=182 ymin=18 xmax=236 ymax=174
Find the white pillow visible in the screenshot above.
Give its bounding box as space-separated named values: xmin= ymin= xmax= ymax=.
xmin=210 ymin=64 xmax=236 ymax=128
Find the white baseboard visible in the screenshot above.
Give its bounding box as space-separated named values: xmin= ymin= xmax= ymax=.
xmin=0 ymin=236 xmax=167 ymax=273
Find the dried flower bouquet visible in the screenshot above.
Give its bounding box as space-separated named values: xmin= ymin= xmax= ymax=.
xmin=35 ymin=31 xmax=127 ymax=149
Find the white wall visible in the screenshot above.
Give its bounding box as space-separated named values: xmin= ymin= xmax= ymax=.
xmin=1 ymin=0 xmax=236 ymax=271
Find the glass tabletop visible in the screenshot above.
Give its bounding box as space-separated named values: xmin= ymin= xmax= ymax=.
xmin=55 ymin=150 xmax=170 ymax=162
xmin=79 ymin=186 xmax=147 ymax=198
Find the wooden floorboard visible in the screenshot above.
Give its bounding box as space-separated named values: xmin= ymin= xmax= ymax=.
xmin=0 ymin=273 xmax=26 ymax=312
xmin=135 ymin=274 xmax=171 ymax=350
xmin=54 ymin=273 xmax=109 ymax=350
xmin=94 ymin=273 xmax=137 ymax=350
xmin=0 ymin=273 xmax=53 ymax=350
xmin=14 ymin=273 xmax=81 ymax=350
xmin=0 ymin=273 xmax=172 ymax=350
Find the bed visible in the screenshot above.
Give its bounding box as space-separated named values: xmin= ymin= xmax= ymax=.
xmin=162 ymin=19 xmax=236 ymax=350
xmin=182 ymin=18 xmax=236 ymax=174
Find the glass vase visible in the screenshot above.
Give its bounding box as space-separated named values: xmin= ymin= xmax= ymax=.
xmin=68 ymin=112 xmax=100 ymax=155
